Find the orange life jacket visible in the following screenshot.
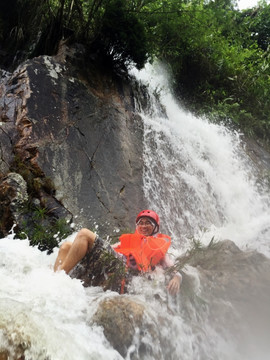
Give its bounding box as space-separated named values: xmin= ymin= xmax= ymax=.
xmin=114 ymin=231 xmax=171 ymax=271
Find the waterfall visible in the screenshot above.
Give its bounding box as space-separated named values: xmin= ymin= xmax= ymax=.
xmin=1 ymin=63 xmax=270 ymax=360
xmin=131 ymin=62 xmax=270 ymax=258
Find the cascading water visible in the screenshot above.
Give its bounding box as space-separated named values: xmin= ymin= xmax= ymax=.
xmin=1 ymin=63 xmax=270 ymax=360
xmin=131 ymin=63 xmax=270 ymax=258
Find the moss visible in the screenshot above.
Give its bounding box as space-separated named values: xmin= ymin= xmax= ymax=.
xmin=8 ymin=154 xmax=71 ymax=253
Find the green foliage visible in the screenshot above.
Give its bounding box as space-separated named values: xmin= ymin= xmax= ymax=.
xmin=141 ymin=0 xmax=270 ymax=140
xmin=17 ymin=202 xmax=72 ymax=253
xmin=92 ymin=0 xmax=148 ymax=69
xmin=98 ymin=249 xmax=127 ymax=291
xmin=1 ymin=0 xmax=269 ymax=140
xmin=11 ymin=155 xmax=72 ymax=253
xmin=238 ymin=1 xmax=270 ymax=51
xmin=0 ymin=0 xmax=149 ymax=70
xmin=168 ymin=236 xmax=218 ymax=275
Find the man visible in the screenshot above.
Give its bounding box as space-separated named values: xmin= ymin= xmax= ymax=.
xmin=54 ymin=210 xmax=181 ymax=295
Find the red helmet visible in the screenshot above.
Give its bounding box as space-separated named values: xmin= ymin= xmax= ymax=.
xmin=136 ymin=210 xmax=160 ymax=233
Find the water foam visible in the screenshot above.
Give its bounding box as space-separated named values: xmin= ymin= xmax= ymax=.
xmin=0 ymin=236 xmax=122 ymax=359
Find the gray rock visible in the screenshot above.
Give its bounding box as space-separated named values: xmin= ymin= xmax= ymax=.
xmin=0 ymin=44 xmax=147 ymax=237
xmin=0 ymin=172 xmax=28 ymax=235
xmin=178 ymin=240 xmax=270 ymax=359
xmin=92 ymin=296 xmax=162 ymax=359
xmin=92 ymin=297 xmax=145 ymax=356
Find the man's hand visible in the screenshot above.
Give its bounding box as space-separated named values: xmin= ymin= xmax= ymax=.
xmin=167 ymin=274 xmax=181 ymax=295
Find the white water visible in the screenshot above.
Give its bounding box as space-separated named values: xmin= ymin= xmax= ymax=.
xmin=0 ymin=232 xmax=123 ymax=360
xmin=1 ymin=63 xmax=270 ymax=359
xmin=0 ymin=232 xmax=196 ymax=360
xmin=131 ymin=63 xmax=270 ymax=258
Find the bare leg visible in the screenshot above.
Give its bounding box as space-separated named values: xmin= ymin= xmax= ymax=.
xmin=53 ymin=241 xmax=72 ymax=271
xmin=53 ymin=228 xmax=96 ymax=273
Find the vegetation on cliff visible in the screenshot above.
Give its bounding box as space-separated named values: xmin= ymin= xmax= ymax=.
xmin=0 ymin=0 xmax=269 ymax=137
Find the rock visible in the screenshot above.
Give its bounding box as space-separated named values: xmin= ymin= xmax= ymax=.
xmin=1 ymin=173 xmax=28 ymax=209
xmin=178 ymin=240 xmax=270 ymax=358
xmin=0 ymin=352 xmax=24 ymax=360
xmin=92 ymin=296 xmax=162 ymax=359
xmin=0 ymin=173 xmax=28 ymax=236
xmin=0 ymin=345 xmax=25 ymax=360
xmin=0 ymin=351 xmax=8 ymax=360
xmin=92 ymin=297 xmax=145 ymax=356
xmin=0 ymin=44 xmax=147 ymax=237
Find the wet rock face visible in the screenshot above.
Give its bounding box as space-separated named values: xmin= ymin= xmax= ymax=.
xmin=0 ymin=173 xmax=28 ymax=236
xmin=0 ymin=45 xmax=147 ymax=236
xmin=179 ymin=240 xmax=270 ymax=359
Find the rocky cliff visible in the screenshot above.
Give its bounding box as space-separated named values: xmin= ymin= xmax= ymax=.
xmin=0 ymin=44 xmax=147 ymax=241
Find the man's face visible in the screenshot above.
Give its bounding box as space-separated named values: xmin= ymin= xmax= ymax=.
xmin=136 ymin=217 xmax=155 ymax=236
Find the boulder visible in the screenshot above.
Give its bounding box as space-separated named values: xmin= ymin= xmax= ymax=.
xmin=0 ymin=173 xmax=28 ymax=235
xmin=92 ymin=296 xmax=162 ymax=359
xmin=0 ymin=44 xmax=147 ymax=237
xmin=92 ymin=297 xmax=145 ymax=356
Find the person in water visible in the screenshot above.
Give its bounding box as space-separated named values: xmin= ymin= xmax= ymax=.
xmin=54 ymin=210 xmax=182 ymax=295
